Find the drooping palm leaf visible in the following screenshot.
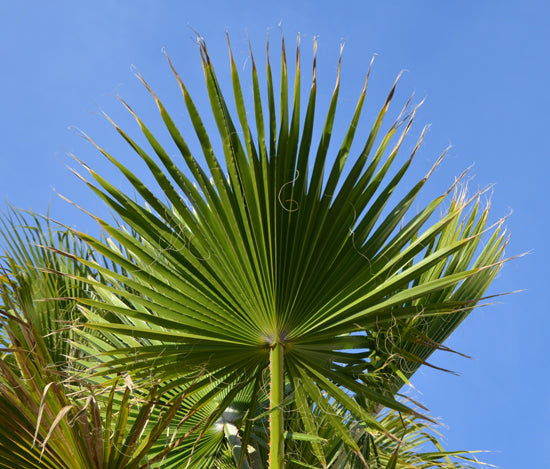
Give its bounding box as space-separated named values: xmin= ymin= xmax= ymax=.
xmin=0 ymin=276 xmax=186 ymax=469
xmin=64 ymin=34 xmax=508 ymax=466
xmin=285 ymin=404 xmax=488 ymax=469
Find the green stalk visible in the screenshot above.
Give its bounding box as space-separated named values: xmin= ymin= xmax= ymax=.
xmin=269 ymin=341 xmax=284 ymax=468
xmin=223 ymin=422 xmax=250 ymax=469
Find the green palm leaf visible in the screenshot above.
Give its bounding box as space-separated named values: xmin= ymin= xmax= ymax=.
xmin=0 ymin=207 xmax=96 ymax=365
xmin=66 ymin=34 xmax=508 ymax=467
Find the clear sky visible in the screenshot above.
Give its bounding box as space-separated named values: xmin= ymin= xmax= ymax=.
xmin=1 ymin=1 xmax=548 ymax=467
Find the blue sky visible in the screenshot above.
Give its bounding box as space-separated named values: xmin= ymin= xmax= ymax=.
xmin=1 ymin=1 xmax=548 ymax=466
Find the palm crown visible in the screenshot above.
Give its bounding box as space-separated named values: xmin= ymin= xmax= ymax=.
xmin=0 ymin=33 xmax=508 ymax=468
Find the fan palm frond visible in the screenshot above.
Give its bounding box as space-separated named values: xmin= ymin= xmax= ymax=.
xmin=58 ymin=34 xmax=509 ymax=467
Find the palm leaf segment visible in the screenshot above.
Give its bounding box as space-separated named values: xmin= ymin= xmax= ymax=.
xmin=70 ymin=34 xmax=507 ymax=466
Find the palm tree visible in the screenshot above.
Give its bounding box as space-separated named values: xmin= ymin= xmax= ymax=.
xmin=1 ymin=33 xmax=509 ymax=467
xmin=0 ymin=212 xmax=481 ymax=469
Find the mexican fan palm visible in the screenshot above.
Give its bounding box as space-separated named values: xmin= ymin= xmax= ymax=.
xmin=61 ymin=34 xmax=508 ymax=467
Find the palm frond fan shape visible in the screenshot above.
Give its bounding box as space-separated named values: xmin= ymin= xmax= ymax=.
xmin=65 ymin=34 xmax=508 ymax=468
